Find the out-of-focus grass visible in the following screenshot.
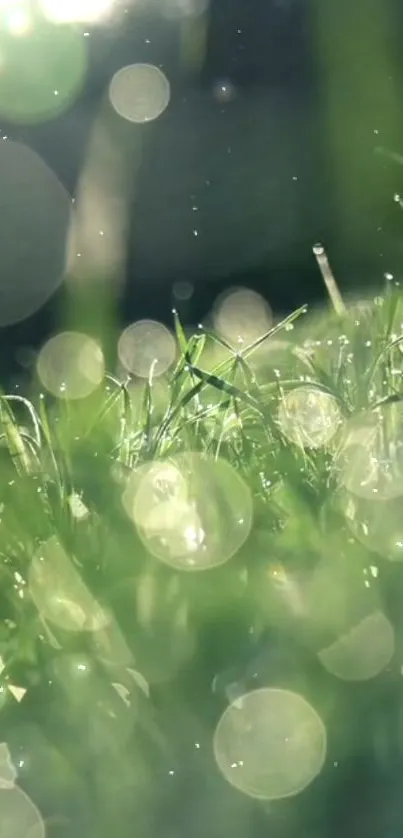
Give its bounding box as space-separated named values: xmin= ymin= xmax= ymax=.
xmin=1 ymin=285 xmax=403 ymax=836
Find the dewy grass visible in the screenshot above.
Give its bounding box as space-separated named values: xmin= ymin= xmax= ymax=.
xmin=1 ymin=282 xmax=403 ymax=833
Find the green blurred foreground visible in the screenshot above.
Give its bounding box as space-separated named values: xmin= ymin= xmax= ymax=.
xmin=2 ymin=292 xmax=403 ymax=837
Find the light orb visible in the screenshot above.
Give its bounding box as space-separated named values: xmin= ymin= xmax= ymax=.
xmin=213 ymin=688 xmax=326 ymax=800
xmin=109 ymin=63 xmax=170 ymax=124
xmin=277 ymin=387 xmax=341 ymax=449
xmin=0 ymin=17 xmax=86 ymax=123
xmin=37 ymin=331 xmax=104 ymax=399
xmin=318 ymin=610 xmax=394 ymax=681
xmin=40 ymin=0 xmax=114 ymax=23
xmin=335 ymin=403 xmax=403 ymax=500
xmin=213 ymin=287 xmax=272 ymax=349
xmin=123 ymin=454 xmax=253 ymax=571
xmin=118 ymin=319 xmax=176 ymax=378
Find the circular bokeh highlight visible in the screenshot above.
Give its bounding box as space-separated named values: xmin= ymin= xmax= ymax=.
xmin=37 ymin=331 xmax=104 ymax=399
xmin=123 ymin=454 xmax=253 ymax=571
xmin=278 ymin=387 xmax=341 ymax=449
xmin=0 ymin=15 xmax=87 ymax=123
xmin=118 ymin=320 xmax=176 ymax=378
xmin=109 ymin=63 xmax=170 ymax=124
xmin=213 ymin=688 xmax=326 ymax=800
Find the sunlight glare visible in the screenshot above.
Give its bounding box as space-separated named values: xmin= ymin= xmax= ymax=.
xmin=40 ymin=0 xmax=114 ymax=23
xmin=336 ymin=403 xmax=403 ymax=500
xmin=213 ymin=287 xmax=272 ymax=349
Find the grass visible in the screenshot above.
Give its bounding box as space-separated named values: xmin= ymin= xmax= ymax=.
xmin=2 ymin=279 xmax=403 ymax=836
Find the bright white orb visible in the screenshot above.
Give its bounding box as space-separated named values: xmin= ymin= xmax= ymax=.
xmin=278 ymin=387 xmax=341 ymax=449
xmin=37 ymin=331 xmax=104 ymax=399
xmin=40 ymin=0 xmax=114 ymax=23
xmin=213 ymin=688 xmax=326 ymax=800
xmin=123 ymin=454 xmax=253 ymax=571
xmin=118 ymin=319 xmax=176 ymax=378
xmin=109 ymin=63 xmax=170 ymax=124
xmin=318 ymin=610 xmax=394 ymax=681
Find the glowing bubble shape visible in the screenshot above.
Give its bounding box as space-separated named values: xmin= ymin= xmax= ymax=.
xmin=29 ymin=536 xmax=109 ymax=632
xmin=125 ymin=454 xmax=253 ymax=571
xmin=277 ymin=387 xmax=341 ymax=449
xmin=0 ymin=16 xmax=86 ymax=123
xmin=318 ymin=610 xmax=394 ymax=681
xmin=0 ymin=785 xmax=45 ymax=837
xmin=37 ymin=331 xmax=104 ymax=399
xmin=336 ymin=404 xmax=403 ymax=500
xmin=109 ymin=63 xmax=171 ymax=124
xmin=344 ymin=492 xmax=403 ymax=561
xmin=118 ymin=319 xmax=176 ymax=378
xmin=213 ymin=287 xmax=273 ymax=349
xmin=213 ymin=688 xmax=326 ymax=800
xmin=0 ymin=142 xmax=72 ymax=326
xmin=40 ymin=0 xmax=114 ymax=23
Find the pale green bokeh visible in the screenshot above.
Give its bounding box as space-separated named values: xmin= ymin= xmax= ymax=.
xmin=37 ymin=331 xmax=105 ymax=400
xmin=213 ymin=688 xmax=326 ymax=800
xmin=118 ymin=320 xmax=176 ymax=379
xmin=278 ymin=387 xmax=341 ymax=449
xmin=318 ymin=610 xmax=394 ymax=682
xmin=109 ymin=63 xmax=170 ymax=124
xmin=123 ymin=454 xmax=253 ymax=571
xmin=0 ymin=11 xmax=87 ymax=123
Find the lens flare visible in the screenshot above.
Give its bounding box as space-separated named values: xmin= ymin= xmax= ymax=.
xmin=335 ymin=403 xmax=403 ymax=500
xmin=109 ymin=63 xmax=171 ymax=124
xmin=37 ymin=331 xmax=104 ymax=399
xmin=123 ymin=454 xmax=253 ymax=571
xmin=344 ymin=492 xmax=403 ymax=561
xmin=213 ymin=287 xmax=272 ymax=349
xmin=213 ymin=688 xmax=326 ymax=800
xmin=278 ymin=387 xmax=341 ymax=449
xmin=118 ymin=320 xmax=176 ymax=378
xmin=318 ymin=610 xmax=394 ymax=681
xmin=40 ymin=0 xmax=114 ymax=23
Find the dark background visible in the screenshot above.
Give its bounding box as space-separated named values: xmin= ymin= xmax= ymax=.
xmin=2 ymin=0 xmax=403 ymax=370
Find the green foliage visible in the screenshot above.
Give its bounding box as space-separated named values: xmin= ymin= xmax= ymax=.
xmin=2 ymin=288 xmax=403 ymax=836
